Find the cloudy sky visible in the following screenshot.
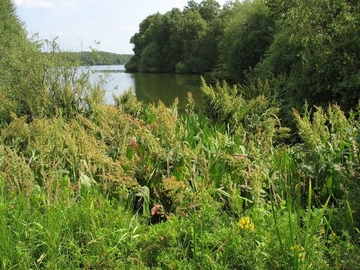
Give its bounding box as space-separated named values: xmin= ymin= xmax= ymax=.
xmin=14 ymin=0 xmax=226 ymax=54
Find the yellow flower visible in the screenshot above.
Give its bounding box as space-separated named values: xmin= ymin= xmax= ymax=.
xmin=238 ymin=216 xmax=255 ymax=231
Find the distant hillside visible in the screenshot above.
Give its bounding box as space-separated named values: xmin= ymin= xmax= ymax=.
xmin=79 ymin=51 xmax=133 ymax=65
xmin=45 ymin=51 xmax=134 ymax=66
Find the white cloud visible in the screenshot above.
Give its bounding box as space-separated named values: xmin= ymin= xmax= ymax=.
xmin=14 ymin=0 xmax=81 ymax=11
xmin=14 ymin=0 xmax=54 ymax=9
xmin=56 ymin=30 xmax=90 ymax=37
xmin=58 ymin=0 xmax=80 ymax=11
xmin=120 ymin=26 xmax=138 ymax=31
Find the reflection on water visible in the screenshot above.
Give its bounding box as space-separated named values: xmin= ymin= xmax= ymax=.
xmin=89 ymin=65 xmax=206 ymax=109
xmin=134 ymin=72 xmax=205 ymax=109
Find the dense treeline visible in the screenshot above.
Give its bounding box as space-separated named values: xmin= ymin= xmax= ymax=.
xmin=127 ymin=0 xmax=360 ymax=114
xmin=46 ymin=51 xmax=133 ymax=66
xmin=76 ymin=51 xmax=132 ymax=65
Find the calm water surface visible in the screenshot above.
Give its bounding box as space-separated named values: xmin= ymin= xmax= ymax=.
xmin=89 ymin=65 xmax=207 ymax=110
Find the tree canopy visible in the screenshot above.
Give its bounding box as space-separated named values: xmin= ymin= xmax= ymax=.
xmin=0 ymin=0 xmax=30 ymax=89
xmin=125 ymin=0 xmax=223 ymax=73
xmin=127 ymin=0 xmax=360 ymax=112
xmin=249 ymin=0 xmax=360 ymax=111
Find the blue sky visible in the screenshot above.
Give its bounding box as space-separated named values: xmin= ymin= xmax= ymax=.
xmin=14 ymin=0 xmax=226 ymax=54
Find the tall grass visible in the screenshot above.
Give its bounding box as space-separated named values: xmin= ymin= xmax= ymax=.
xmin=0 ymin=42 xmax=360 ymax=268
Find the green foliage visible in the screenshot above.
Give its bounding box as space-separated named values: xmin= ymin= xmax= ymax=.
xmin=1 ymin=37 xmax=106 ymax=122
xmin=256 ymin=0 xmax=360 ymax=111
xmin=127 ymin=0 xmax=222 ymax=73
xmin=126 ymin=0 xmax=360 ymax=117
xmin=292 ymin=104 xmax=360 ymax=234
xmin=1 ymin=2 xmax=360 ymax=268
xmin=218 ymin=0 xmax=274 ymax=82
xmin=138 ymin=42 xmax=162 ymax=72
xmin=124 ymin=55 xmax=140 ymax=72
xmin=2 ymin=81 xmax=360 ymax=268
xmin=49 ymin=51 xmax=133 ymax=66
xmin=201 ymin=77 xmax=289 ymax=142
xmin=0 ymin=0 xmax=35 ymax=121
xmin=113 ymin=88 xmax=143 ymax=117
xmin=0 ymin=0 xmax=28 ymax=84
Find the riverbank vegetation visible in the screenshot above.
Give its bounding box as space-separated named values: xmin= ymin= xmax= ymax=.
xmin=42 ymin=50 xmax=133 ymax=66
xmin=1 ymin=0 xmax=360 ymax=269
xmin=127 ymin=0 xmax=360 ymax=115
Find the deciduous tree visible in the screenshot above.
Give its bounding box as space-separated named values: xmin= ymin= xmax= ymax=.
xmin=257 ymin=0 xmax=360 ymax=111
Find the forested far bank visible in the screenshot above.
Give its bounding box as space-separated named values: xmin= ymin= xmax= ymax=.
xmin=45 ymin=51 xmax=133 ymax=66
xmin=127 ymin=0 xmax=360 ymax=114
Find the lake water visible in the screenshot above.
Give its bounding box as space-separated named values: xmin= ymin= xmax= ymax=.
xmin=88 ymin=65 xmax=206 ymax=110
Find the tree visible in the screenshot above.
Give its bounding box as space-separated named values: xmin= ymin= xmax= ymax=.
xmin=0 ymin=0 xmax=105 ymax=122
xmin=174 ymin=8 xmax=208 ymax=73
xmin=0 ymin=0 xmax=28 ymax=89
xmin=180 ymin=0 xmax=223 ymax=73
xmin=186 ymin=0 xmax=221 ymax=22
xmin=138 ymin=43 xmax=162 ymax=72
xmin=218 ymin=0 xmax=273 ymax=82
xmin=126 ymin=1 xmax=223 ymax=74
xmin=0 ymin=0 xmax=37 ymax=120
xmin=129 ymin=12 xmax=176 ymax=72
xmin=256 ymin=0 xmax=360 ymax=111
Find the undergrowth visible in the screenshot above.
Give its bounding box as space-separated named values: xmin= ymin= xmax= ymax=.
xmin=0 ymin=42 xmax=359 ymax=269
